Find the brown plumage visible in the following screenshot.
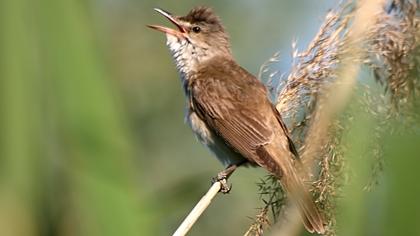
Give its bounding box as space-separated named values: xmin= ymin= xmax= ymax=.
xmin=148 ymin=6 xmax=325 ymax=234
xmin=179 ymin=6 xmax=224 ymax=30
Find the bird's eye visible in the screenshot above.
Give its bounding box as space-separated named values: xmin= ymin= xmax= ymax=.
xmin=192 ymin=26 xmax=201 ymax=33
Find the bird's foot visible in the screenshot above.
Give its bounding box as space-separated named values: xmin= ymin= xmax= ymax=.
xmin=212 ymin=173 xmax=232 ymax=194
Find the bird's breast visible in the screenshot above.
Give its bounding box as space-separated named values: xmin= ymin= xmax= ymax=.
xmin=185 ymin=108 xmax=214 ymax=147
xmin=185 ymin=107 xmax=246 ymax=167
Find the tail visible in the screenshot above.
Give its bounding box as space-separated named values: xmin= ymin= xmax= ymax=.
xmin=256 ymin=146 xmax=326 ymax=234
xmin=282 ymin=165 xmax=326 ymax=234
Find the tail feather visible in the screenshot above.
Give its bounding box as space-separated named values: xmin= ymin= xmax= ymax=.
xmin=283 ymin=170 xmax=326 ymax=234
xmin=256 ymin=146 xmax=326 ymax=234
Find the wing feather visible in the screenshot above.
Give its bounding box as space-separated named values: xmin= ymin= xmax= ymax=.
xmin=190 ymin=63 xmax=276 ymax=162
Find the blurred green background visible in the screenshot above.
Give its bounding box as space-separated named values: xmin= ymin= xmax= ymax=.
xmin=1 ymin=0 xmax=419 ymax=236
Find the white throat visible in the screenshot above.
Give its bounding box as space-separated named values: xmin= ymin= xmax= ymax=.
xmin=166 ymin=34 xmax=212 ymax=79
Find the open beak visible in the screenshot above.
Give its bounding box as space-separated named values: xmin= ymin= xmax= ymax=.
xmin=147 ymin=8 xmax=187 ymax=38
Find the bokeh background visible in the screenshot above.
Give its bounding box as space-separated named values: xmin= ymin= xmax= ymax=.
xmin=1 ymin=0 xmax=419 ymax=236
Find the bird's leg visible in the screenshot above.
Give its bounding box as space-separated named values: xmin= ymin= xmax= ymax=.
xmin=212 ymin=161 xmax=247 ymax=194
xmin=212 ymin=165 xmax=236 ymax=194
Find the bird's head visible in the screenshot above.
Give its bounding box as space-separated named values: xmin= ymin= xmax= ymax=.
xmin=148 ymin=7 xmax=231 ymax=75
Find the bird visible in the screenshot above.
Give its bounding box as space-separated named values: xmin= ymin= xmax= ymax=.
xmin=147 ymin=6 xmax=325 ymax=234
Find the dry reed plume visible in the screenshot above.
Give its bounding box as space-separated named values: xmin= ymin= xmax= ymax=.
xmin=246 ymin=1 xmax=419 ymax=235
